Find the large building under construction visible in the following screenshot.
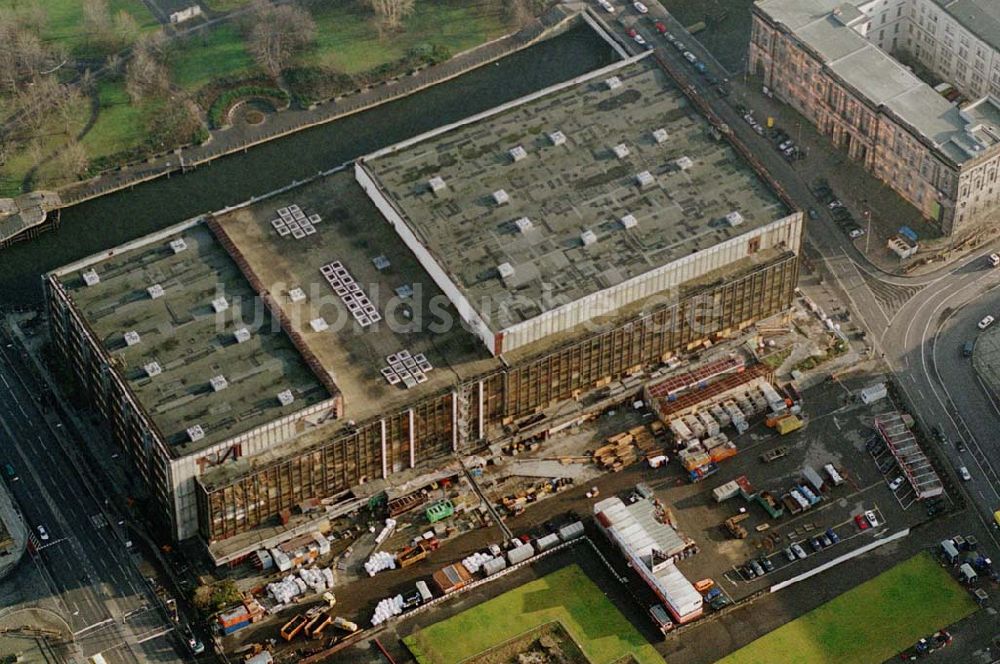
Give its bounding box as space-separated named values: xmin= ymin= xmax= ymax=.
xmin=45 ymin=54 xmax=802 ymax=562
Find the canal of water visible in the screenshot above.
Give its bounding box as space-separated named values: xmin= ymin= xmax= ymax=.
xmin=0 ymin=23 xmax=615 ymax=305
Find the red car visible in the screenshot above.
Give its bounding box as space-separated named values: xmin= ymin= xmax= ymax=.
xmin=854 ymin=514 xmax=870 ymax=530
xmin=627 ymin=28 xmax=638 ymax=38
xmin=654 ymin=21 xmax=667 ymax=34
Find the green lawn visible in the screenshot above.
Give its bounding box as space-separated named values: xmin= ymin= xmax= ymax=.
xmin=170 ymin=24 xmax=260 ymax=91
xmin=718 ymin=553 xmax=977 ymax=664
xmin=1 ymin=0 xmax=158 ymax=56
xmin=304 ymin=0 xmax=510 ymax=75
xmin=80 ymin=80 xmax=148 ymax=159
xmin=404 ymin=564 xmax=664 ymax=664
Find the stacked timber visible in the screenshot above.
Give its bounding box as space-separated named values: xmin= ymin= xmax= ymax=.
xmin=592 ymin=432 xmax=637 ymax=471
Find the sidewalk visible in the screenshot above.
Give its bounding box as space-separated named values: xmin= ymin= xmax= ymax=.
xmin=0 ymin=478 xmax=28 ymax=581
xmin=55 ymin=6 xmax=576 ymax=208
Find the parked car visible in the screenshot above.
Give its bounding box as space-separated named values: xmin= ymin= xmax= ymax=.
xmin=989 ymin=252 xmax=1000 ymax=267
xmin=750 ymin=560 xmax=765 ymax=577
xmin=888 ymin=476 xmax=905 ymax=491
xmin=809 ymin=537 xmax=823 ymax=552
xmin=956 ymin=439 xmax=967 ymax=452
xmin=865 ymin=510 xmax=880 ymax=528
xmin=742 ymin=564 xmax=756 ymax=579
xmin=633 ymin=33 xmax=648 ymax=46
xmin=784 ymin=547 xmax=796 ymax=562
xmin=792 ymin=543 xmax=808 ymax=559
xmin=673 ymin=40 xmax=686 ymax=51
xmin=760 ymin=556 xmax=775 ymax=572
xmin=959 ymin=466 xmax=972 ymax=481
xmin=683 ymin=51 xmax=697 ymax=64
xmin=633 ymin=1 xmax=648 ymax=13
xmin=654 ymin=21 xmax=667 ymax=34
xmin=826 ymin=528 xmax=840 ymax=544
xmin=855 ymin=514 xmax=870 ymax=530
xmin=979 ymin=315 xmax=995 ymax=330
xmin=710 ymin=595 xmax=731 ymax=610
xmin=848 ymin=226 xmax=865 ymax=239
xmin=931 ymin=425 xmax=946 ymax=443
xmin=37 ymin=525 xmax=49 ymax=541
xmin=819 ymin=534 xmax=832 ymax=548
xmin=597 ymin=0 xmax=615 ymax=12
xmin=627 ymin=27 xmax=637 ymax=37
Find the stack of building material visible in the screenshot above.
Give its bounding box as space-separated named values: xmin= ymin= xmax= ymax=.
xmin=703 ymin=433 xmax=737 ymax=462
xmin=299 ymin=567 xmax=327 ymax=593
xmin=628 ymin=425 xmax=660 ymax=457
xmin=321 ymin=568 xmax=335 ymax=587
xmin=218 ymin=607 xmax=251 ymax=635
xmin=669 ymin=419 xmax=694 ymax=442
xmin=710 ymin=404 xmax=731 ymax=427
xmin=723 ymin=401 xmax=748 ymax=433
xmin=592 ymin=432 xmax=637 ymax=471
xmin=696 ymin=412 xmax=720 ymax=437
xmin=270 ymin=549 xmax=292 ymax=572
xmin=266 ymin=576 xmax=303 ymax=604
xmin=370 ymin=595 xmax=404 ymax=626
xmin=683 ymin=415 xmax=706 ymax=439
xmin=461 ymin=551 xmax=493 ymax=574
xmin=364 ymin=551 xmax=397 ymax=577
xmin=374 ymin=519 xmax=397 ymax=548
xmin=243 ymin=597 xmax=266 ymax=623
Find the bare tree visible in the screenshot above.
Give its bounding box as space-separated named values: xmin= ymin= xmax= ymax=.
xmin=44 ymin=139 xmax=90 ymax=186
xmin=366 ymin=0 xmax=415 ymax=33
xmin=82 ymin=0 xmax=113 ymax=42
xmin=15 ymin=76 xmax=63 ymax=133
xmin=126 ymin=33 xmax=169 ymax=102
xmin=243 ymin=0 xmax=316 ymax=78
xmin=113 ymin=10 xmax=141 ymax=49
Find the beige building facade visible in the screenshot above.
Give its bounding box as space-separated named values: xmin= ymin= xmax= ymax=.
xmin=751 ymin=0 xmax=1000 ymax=236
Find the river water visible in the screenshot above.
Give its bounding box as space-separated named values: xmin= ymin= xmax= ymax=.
xmin=0 ymin=23 xmax=615 ymax=304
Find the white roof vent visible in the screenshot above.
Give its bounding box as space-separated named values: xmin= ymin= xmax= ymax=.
xmin=606 ymin=76 xmax=622 ymax=90
xmin=147 ymin=284 xmax=165 ymax=299
xmin=492 ymin=189 xmax=510 ymax=206
xmin=428 ymin=176 xmax=447 ymax=193
xmin=288 ymin=287 xmax=306 ymax=303
xmin=211 ymin=296 xmax=229 ymax=313
xmin=497 ymin=262 xmax=515 ymax=280
xmin=548 ymin=130 xmax=567 ymax=146
xmin=310 ymin=317 xmax=329 ymax=332
xmin=82 ymin=269 xmax=100 ymax=287
xmin=725 ymin=211 xmax=745 ymax=227
xmin=186 ymin=425 xmax=205 ymax=442
xmin=514 ymin=217 xmax=533 ymax=233
xmin=169 ymin=238 xmax=187 ymax=254
xmin=581 ymin=230 xmax=598 ymax=246
xmin=210 ymin=375 xmax=229 ymax=392
xmin=652 ymin=128 xmax=669 ymax=144
xmin=509 ymin=145 xmax=527 ymax=162
xmin=277 ymin=389 xmax=295 ymax=406
xmin=676 ymin=156 xmax=694 ymax=170
xmin=613 ymin=143 xmax=631 ymax=159
xmin=144 ymin=362 xmax=162 ymax=377
xmin=233 ymin=327 xmax=252 ymax=344
xmin=620 ymin=214 xmax=638 ymax=229
xmin=123 ymin=330 xmax=141 ymax=347
xmin=635 ymin=171 xmax=655 ymax=188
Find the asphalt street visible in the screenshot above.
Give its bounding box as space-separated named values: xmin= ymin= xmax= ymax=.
xmin=0 ymin=328 xmax=184 ymax=664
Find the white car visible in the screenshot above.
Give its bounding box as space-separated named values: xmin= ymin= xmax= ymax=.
xmin=959 ymin=466 xmax=972 ymax=481
xmin=37 ymin=525 xmax=49 ymax=541
xmin=683 ymin=51 xmax=697 ymax=63
xmin=848 ymin=228 xmax=865 ymax=239
xmin=633 ymin=1 xmax=648 ymax=13
xmin=979 ymin=315 xmax=995 ymax=330
xmin=597 ymin=0 xmax=615 ymax=12
xmin=990 ymin=253 xmax=1000 ymax=267
xmin=888 ymin=476 xmax=905 ymax=491
xmin=864 ymin=510 xmax=879 ymax=528
xmin=633 ymin=33 xmax=647 ymax=46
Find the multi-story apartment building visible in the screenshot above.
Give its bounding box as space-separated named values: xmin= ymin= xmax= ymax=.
xmin=751 ymin=0 xmax=1000 ymax=236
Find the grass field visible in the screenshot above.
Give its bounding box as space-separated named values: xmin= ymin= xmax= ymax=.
xmin=404 ymin=564 xmax=664 ymax=664
xmin=0 ymin=0 xmax=158 ymax=56
xmin=718 ymin=553 xmax=977 ymax=664
xmin=304 ymin=0 xmax=510 ymax=75
xmin=170 ymin=24 xmax=260 ymax=91
xmin=80 ymin=80 xmax=149 ymax=159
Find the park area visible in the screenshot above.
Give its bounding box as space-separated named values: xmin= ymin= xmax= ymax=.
xmin=0 ymin=0 xmax=517 ymax=196
xmin=404 ymin=564 xmax=664 ymax=664
xmin=718 ymin=553 xmax=978 ymax=664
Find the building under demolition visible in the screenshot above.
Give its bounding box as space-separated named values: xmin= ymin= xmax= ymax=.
xmin=45 ymin=54 xmax=802 ymax=562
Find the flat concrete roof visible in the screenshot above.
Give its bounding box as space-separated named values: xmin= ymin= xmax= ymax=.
xmin=757 ymin=0 xmax=1000 ymax=163
xmin=931 ymin=0 xmax=1000 ymax=54
xmin=211 ymin=170 xmax=500 ymax=424
xmin=362 ymin=57 xmax=788 ymax=330
xmin=57 ymin=223 xmax=330 ymax=456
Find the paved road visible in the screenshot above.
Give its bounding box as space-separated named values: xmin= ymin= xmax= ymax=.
xmin=0 ymin=329 xmax=185 ymax=663
xmin=602 ymin=0 xmax=1000 ymax=544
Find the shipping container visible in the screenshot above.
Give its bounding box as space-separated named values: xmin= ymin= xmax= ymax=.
xmin=712 ymin=480 xmax=740 ymax=502
xmin=823 ymin=463 xmax=845 ymax=486
xmin=222 ymin=620 xmax=250 ymax=636
xmin=940 ymin=539 xmax=959 ymax=564
xmin=802 ymin=466 xmax=825 ymax=494
xmin=483 ymin=556 xmax=508 ymax=576
xmin=507 ymin=542 xmax=535 ymax=565
xmin=536 ymin=533 xmax=560 ymax=552
xmin=416 ymin=580 xmax=433 ymax=602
